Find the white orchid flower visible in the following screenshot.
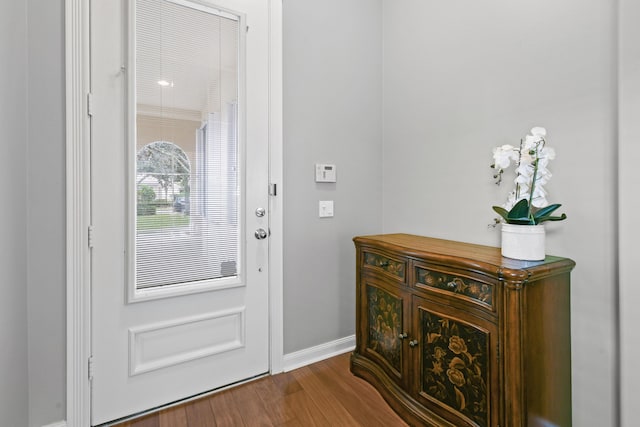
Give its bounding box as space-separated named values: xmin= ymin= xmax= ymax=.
xmin=537 ymin=157 xmax=551 ymax=170
xmin=531 ymin=197 xmax=549 ymax=208
xmin=538 ymin=146 xmax=556 ymax=160
xmin=491 ymin=126 xmax=563 ymax=223
xmin=530 ymin=127 xmax=546 ymax=137
xmin=515 ymin=173 xmax=532 ymax=185
xmin=504 ymin=192 xmax=518 ymax=210
xmin=536 ymin=165 xmax=552 ymax=178
xmin=514 ymin=184 xmax=530 ymax=201
xmin=492 ymin=145 xmax=517 ymax=169
xmin=534 ymin=170 xmax=552 ymax=186
xmin=519 ymin=149 xmax=535 ymax=165
xmin=523 ymin=134 xmax=538 ymax=150
xmin=531 ymin=186 xmax=549 ymax=208
xmin=515 ymin=162 xmax=535 ymax=180
xmin=523 ymin=127 xmax=546 ymax=150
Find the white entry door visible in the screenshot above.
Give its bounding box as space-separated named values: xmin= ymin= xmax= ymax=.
xmin=90 ymin=0 xmax=270 ymax=424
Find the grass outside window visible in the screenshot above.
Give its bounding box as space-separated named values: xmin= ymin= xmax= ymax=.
xmin=137 ymin=213 xmax=190 ymax=230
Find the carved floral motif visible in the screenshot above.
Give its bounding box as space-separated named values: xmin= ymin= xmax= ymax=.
xmin=416 ymin=268 xmax=493 ymax=306
xmin=421 ymin=309 xmax=489 ymax=427
xmin=366 ymin=285 xmax=402 ymax=372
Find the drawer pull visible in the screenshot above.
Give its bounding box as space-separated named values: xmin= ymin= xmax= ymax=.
xmin=409 ymin=340 xmax=419 ymax=348
xmin=398 ymin=332 xmax=408 ymax=339
xmin=416 ymin=267 xmax=494 ymax=308
xmin=363 ymin=252 xmax=405 ymax=280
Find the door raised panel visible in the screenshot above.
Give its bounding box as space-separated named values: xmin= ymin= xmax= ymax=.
xmin=365 ymin=282 xmax=405 ymax=378
xmin=413 ymin=298 xmax=496 ymax=427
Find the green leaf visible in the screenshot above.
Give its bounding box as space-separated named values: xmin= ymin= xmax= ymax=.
xmin=533 ymin=204 xmax=562 ymax=220
xmin=492 ymin=206 xmax=509 ymax=221
xmin=506 ymin=218 xmax=535 ymax=225
xmin=534 ymin=203 xmax=567 ymax=224
xmin=507 ymin=199 xmax=531 ymax=224
xmin=493 ymin=199 xmax=566 ymax=225
xmin=537 ymin=213 xmax=567 ymax=223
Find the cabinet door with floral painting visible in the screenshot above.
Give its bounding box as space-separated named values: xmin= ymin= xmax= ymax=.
xmin=358 ymin=276 xmax=411 ymax=388
xmin=411 ymin=296 xmax=500 ymax=427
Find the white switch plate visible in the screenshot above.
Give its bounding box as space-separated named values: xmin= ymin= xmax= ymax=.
xmin=315 ymin=164 xmax=337 ymax=182
xmin=319 ymin=200 xmax=334 ymax=217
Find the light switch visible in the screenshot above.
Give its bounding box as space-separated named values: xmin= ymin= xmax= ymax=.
xmin=319 ymin=200 xmax=334 ymax=218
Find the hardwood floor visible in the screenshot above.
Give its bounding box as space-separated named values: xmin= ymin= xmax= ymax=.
xmin=111 ymin=352 xmax=408 ymax=427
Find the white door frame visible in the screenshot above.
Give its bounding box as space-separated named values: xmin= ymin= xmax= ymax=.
xmin=64 ymin=1 xmax=283 ymax=425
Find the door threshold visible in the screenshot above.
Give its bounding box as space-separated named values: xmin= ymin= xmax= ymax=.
xmin=95 ymin=371 xmax=270 ymax=427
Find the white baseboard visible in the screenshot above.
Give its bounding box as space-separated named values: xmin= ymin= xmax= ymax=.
xmin=42 ymin=422 xmax=66 ymax=427
xmin=282 ymin=335 xmax=355 ymax=372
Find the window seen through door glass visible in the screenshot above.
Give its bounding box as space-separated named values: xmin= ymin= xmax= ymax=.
xmin=135 ymin=0 xmax=240 ymax=289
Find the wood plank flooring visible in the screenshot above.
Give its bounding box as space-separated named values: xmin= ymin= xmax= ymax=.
xmin=111 ymin=352 xmax=408 ymax=427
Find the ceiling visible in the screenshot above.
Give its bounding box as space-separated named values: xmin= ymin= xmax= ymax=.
xmin=136 ymin=0 xmax=239 ymax=117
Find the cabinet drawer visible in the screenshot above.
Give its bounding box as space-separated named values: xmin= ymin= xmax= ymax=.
xmin=362 ymin=250 xmax=407 ymax=283
xmin=413 ymin=264 xmax=496 ymax=313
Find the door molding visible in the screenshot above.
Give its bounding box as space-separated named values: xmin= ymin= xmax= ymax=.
xmin=268 ymin=0 xmax=284 ymax=375
xmin=64 ymin=1 xmax=283 ymax=425
xmin=65 ymin=0 xmax=91 ymax=425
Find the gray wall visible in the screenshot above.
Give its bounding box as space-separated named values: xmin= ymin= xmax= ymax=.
xmin=0 ymin=1 xmax=66 ymax=426
xmin=619 ymin=0 xmax=640 ymax=424
xmin=0 ymin=1 xmax=29 ymax=426
xmin=26 ymin=0 xmax=66 ymax=425
xmin=381 ymin=0 xmax=617 ymax=425
xmin=283 ymin=0 xmax=383 ymax=353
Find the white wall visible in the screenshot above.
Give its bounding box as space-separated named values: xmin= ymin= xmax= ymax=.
xmin=382 ymin=1 xmax=617 ymax=425
xmin=283 ymin=0 xmax=383 ymax=353
xmin=619 ymin=0 xmax=640 ymax=425
xmin=26 ymin=0 xmax=66 ymax=425
xmin=0 ymin=1 xmax=29 ymax=427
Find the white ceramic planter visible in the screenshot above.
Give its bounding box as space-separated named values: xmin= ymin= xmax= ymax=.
xmin=501 ymin=223 xmax=546 ymax=261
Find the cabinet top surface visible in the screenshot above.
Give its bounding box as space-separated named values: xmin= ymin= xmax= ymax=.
xmin=354 ymin=233 xmax=575 ymax=280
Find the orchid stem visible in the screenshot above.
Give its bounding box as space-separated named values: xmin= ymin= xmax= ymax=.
xmin=527 ymin=141 xmax=543 ymax=224
xmin=515 ymin=138 xmax=524 ymax=200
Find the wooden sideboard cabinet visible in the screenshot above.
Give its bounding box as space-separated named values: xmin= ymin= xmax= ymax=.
xmin=351 ymin=234 xmax=575 ymax=427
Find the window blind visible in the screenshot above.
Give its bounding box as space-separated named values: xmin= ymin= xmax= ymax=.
xmin=134 ymin=0 xmax=240 ymax=289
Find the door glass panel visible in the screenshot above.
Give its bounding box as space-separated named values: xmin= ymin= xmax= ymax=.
xmin=134 ymin=0 xmax=240 ymax=289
